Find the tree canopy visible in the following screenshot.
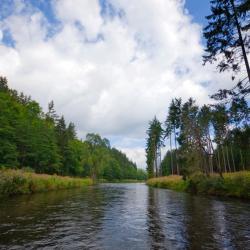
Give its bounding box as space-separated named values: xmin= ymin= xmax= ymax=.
xmin=0 ymin=77 xmax=147 ymax=181
xmin=203 ymin=0 xmax=250 ymax=100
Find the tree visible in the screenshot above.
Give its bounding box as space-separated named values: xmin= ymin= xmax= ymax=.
xmin=198 ymin=105 xmax=214 ymax=174
xmin=67 ymin=122 xmax=77 ymax=140
xmin=0 ymin=77 xmax=141 ymax=181
xmin=0 ymin=77 xmax=9 ymax=92
xmin=146 ymin=117 xmax=164 ymax=177
xmin=204 ymin=0 xmax=250 ymax=99
xmin=46 ymin=100 xmax=58 ymax=123
xmin=165 ymin=98 xmax=182 ymax=175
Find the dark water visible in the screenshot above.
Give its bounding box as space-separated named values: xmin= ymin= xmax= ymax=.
xmin=0 ymin=184 xmax=250 ymax=250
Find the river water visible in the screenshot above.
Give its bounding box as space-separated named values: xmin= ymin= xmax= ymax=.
xmin=0 ymin=183 xmax=250 ymax=250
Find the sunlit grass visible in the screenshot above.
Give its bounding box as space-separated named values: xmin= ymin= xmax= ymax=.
xmin=0 ymin=169 xmax=93 ymax=197
xmin=147 ymin=175 xmax=188 ymax=192
xmin=147 ymin=171 xmax=250 ymax=199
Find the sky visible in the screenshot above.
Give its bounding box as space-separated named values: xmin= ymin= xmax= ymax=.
xmin=0 ymin=0 xmax=236 ymax=169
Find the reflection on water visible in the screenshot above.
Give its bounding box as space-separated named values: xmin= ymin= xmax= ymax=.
xmin=0 ymin=184 xmax=250 ymax=249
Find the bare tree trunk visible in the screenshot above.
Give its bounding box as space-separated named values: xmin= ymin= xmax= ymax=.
xmin=230 ymin=145 xmax=236 ymax=172
xmin=159 ymin=148 xmax=162 ymax=176
xmin=210 ymin=156 xmax=214 ymax=174
xmin=222 ymin=146 xmax=227 ymax=173
xmin=240 ymin=149 xmax=245 ymax=171
xmin=208 ymin=142 xmax=213 ymax=174
xmin=155 ymin=146 xmax=158 ymax=177
xmin=208 ymin=135 xmax=214 ymax=174
xmin=226 ymin=146 xmax=231 ymax=172
xmin=170 ymin=133 xmax=174 ymax=175
xmin=174 ymin=127 xmax=180 ymax=175
xmin=217 ymin=148 xmax=223 ymax=178
xmin=204 ymin=152 xmax=210 ymax=176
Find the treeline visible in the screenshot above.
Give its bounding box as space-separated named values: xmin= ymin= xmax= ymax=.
xmin=0 ymin=77 xmax=147 ymax=180
xmin=146 ymin=98 xmax=249 ymax=178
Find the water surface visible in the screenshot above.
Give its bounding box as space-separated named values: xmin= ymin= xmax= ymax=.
xmin=0 ymin=183 xmax=250 ymax=249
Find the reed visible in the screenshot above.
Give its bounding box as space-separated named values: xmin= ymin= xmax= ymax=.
xmin=0 ymin=169 xmax=93 ymax=197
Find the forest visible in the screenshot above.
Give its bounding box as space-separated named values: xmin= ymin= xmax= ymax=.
xmin=0 ymin=77 xmax=147 ymax=181
xmin=146 ymin=0 xmax=250 ymax=180
xmin=146 ymin=97 xmax=249 ymax=178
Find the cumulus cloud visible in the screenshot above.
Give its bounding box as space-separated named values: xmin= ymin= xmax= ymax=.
xmin=0 ymin=0 xmax=234 ymax=168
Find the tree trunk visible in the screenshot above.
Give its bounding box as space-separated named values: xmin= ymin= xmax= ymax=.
xmin=155 ymin=146 xmax=158 ymax=177
xmin=208 ymin=134 xmax=214 ymax=174
xmin=170 ymin=133 xmax=174 ymax=175
xmin=240 ymin=149 xmax=245 ymax=171
xmin=159 ymin=147 xmax=162 ymax=177
xmin=174 ymin=127 xmax=180 ymax=175
xmin=226 ymin=146 xmax=231 ymax=172
xmin=230 ymin=0 xmax=250 ymax=82
xmin=230 ymin=144 xmax=236 ymax=172
xmin=217 ymin=147 xmax=223 ymax=178
xmin=222 ymin=146 xmax=227 ymax=173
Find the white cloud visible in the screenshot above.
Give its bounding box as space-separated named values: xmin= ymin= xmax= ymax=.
xmin=54 ymin=0 xmax=103 ymax=39
xmin=118 ymin=147 xmax=146 ymax=169
xmin=0 ymin=0 xmax=235 ymax=168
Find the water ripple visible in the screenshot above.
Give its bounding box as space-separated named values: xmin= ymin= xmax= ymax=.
xmin=0 ymin=184 xmax=250 ymax=250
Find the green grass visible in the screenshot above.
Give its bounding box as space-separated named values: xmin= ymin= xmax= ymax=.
xmin=147 ymin=175 xmax=188 ymax=192
xmin=98 ymin=179 xmax=145 ymax=183
xmin=0 ymin=169 xmax=93 ymax=197
xmin=147 ymin=171 xmax=250 ymax=199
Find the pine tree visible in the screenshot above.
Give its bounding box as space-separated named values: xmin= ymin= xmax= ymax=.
xmin=67 ymin=122 xmax=77 ymax=140
xmin=46 ymin=100 xmax=58 ymax=123
xmin=204 ymin=0 xmax=250 ymax=99
xmin=165 ymin=98 xmax=182 ymax=175
xmin=0 ymin=77 xmax=9 ymax=92
xmin=146 ymin=117 xmax=164 ymax=177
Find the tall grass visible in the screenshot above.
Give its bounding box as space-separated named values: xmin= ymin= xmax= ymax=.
xmin=0 ymin=169 xmax=93 ymax=197
xmin=147 ymin=171 xmax=250 ymax=199
xmin=147 ymin=175 xmax=188 ymax=192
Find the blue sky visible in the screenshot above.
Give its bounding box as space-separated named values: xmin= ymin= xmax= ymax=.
xmin=0 ymin=0 xmax=234 ymax=168
xmin=185 ymin=0 xmax=211 ymax=26
xmin=0 ymin=0 xmax=212 ymax=49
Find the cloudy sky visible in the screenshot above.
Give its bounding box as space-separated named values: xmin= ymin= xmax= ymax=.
xmin=0 ymin=0 xmax=235 ymax=168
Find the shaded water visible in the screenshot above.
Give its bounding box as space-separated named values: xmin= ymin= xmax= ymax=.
xmin=0 ymin=183 xmax=250 ymax=249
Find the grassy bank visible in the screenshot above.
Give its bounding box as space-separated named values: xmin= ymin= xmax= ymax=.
xmin=0 ymin=169 xmax=93 ymax=197
xmin=98 ymin=179 xmax=145 ymax=183
xmin=147 ymin=175 xmax=188 ymax=191
xmin=147 ymin=171 xmax=250 ymax=199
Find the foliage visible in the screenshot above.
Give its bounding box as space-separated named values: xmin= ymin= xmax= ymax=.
xmin=146 ymin=96 xmax=249 ymax=179
xmin=203 ymin=0 xmax=250 ymax=100
xmin=0 ymin=77 xmax=146 ymax=181
xmin=146 ymin=117 xmax=164 ymax=178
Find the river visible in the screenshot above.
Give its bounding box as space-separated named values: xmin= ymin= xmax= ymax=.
xmin=0 ymin=183 xmax=250 ymax=249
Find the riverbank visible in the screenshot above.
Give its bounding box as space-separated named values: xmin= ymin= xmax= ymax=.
xmin=0 ymin=169 xmax=93 ymax=197
xmin=147 ymin=171 xmax=250 ymax=199
xmin=98 ymin=179 xmax=145 ymax=183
